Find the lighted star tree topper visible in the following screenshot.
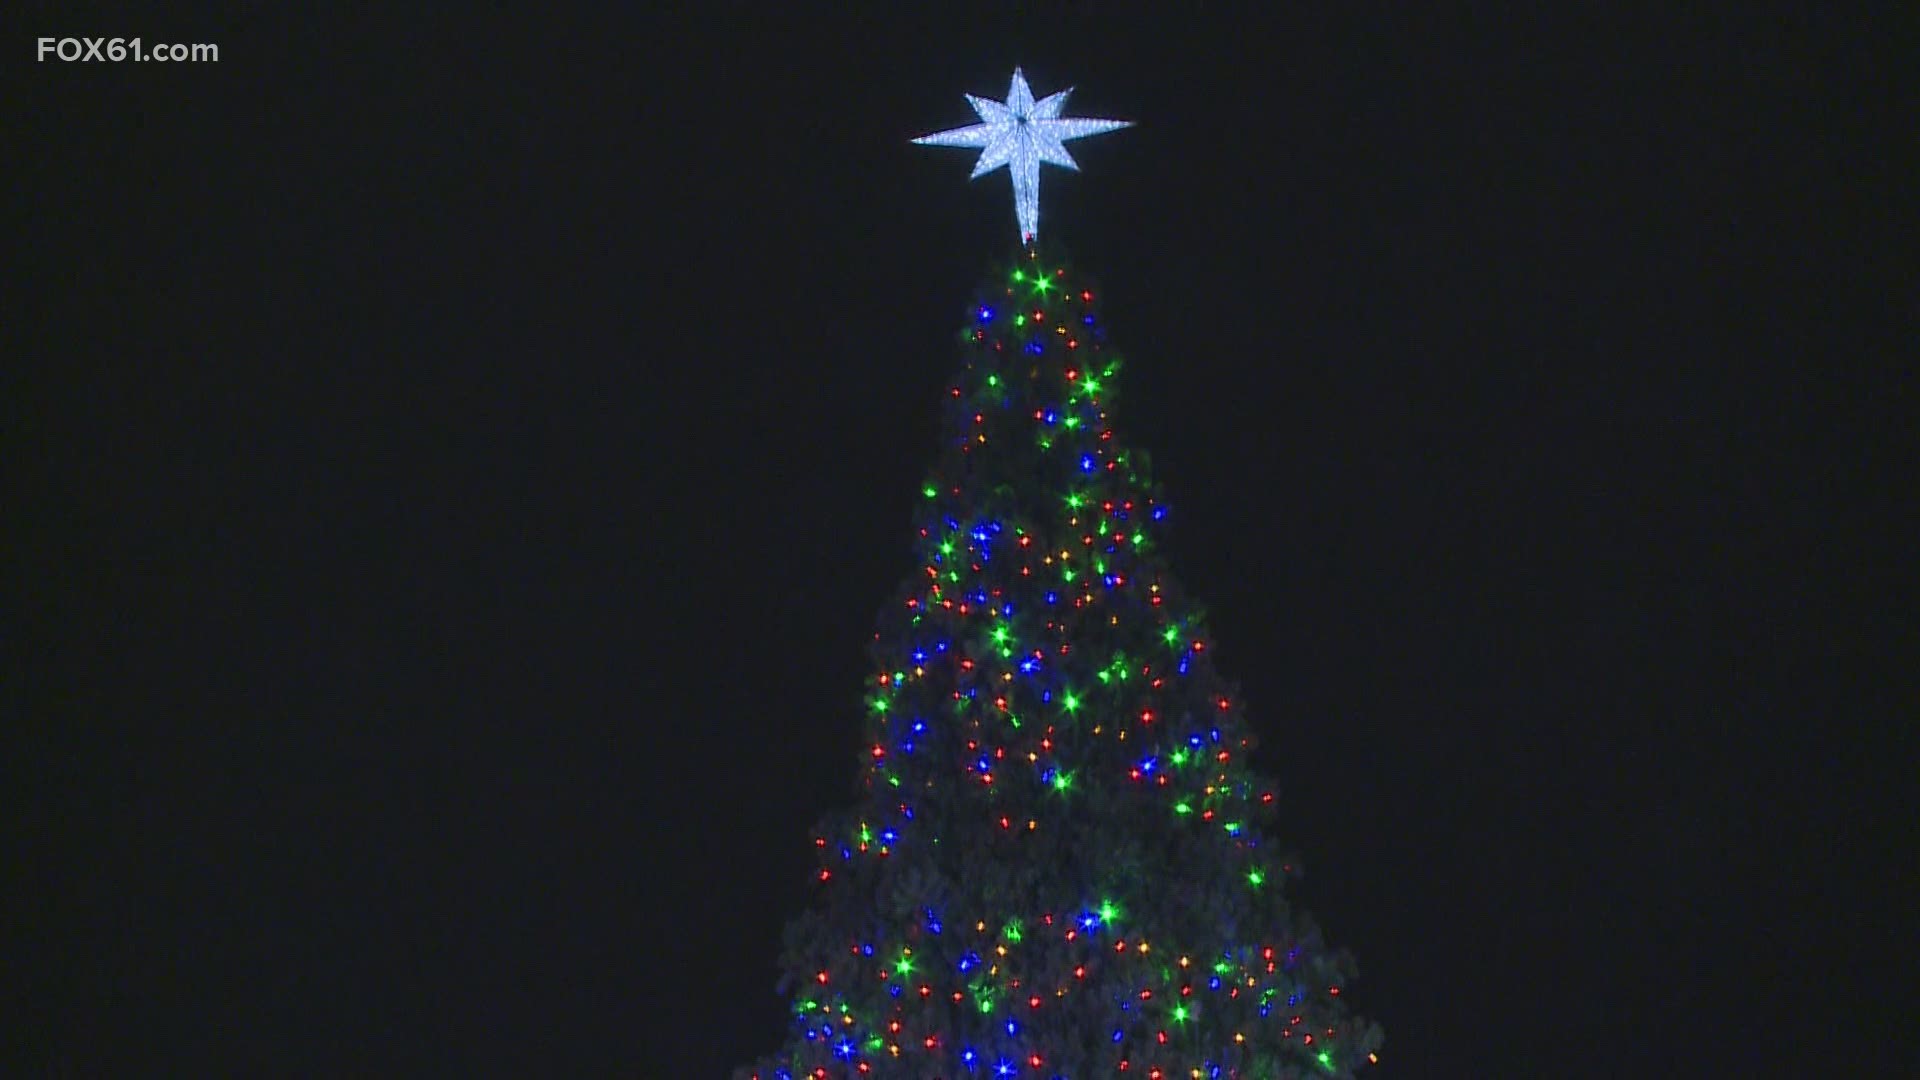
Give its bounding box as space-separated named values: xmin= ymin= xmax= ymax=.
xmin=914 ymin=67 xmax=1131 ymax=242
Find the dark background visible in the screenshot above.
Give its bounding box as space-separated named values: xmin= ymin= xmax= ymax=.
xmin=10 ymin=6 xmax=1911 ymax=1076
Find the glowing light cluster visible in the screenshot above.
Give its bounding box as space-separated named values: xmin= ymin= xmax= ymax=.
xmin=737 ymin=247 xmax=1379 ymax=1079
xmin=914 ymin=68 xmax=1131 ymax=242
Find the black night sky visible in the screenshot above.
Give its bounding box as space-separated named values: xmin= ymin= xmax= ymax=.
xmin=13 ymin=7 xmax=1910 ymax=1077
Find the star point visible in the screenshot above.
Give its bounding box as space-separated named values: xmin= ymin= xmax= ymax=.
xmin=913 ymin=68 xmax=1130 ymax=241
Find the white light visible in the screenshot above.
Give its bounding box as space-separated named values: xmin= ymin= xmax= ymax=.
xmin=913 ymin=68 xmax=1130 ymax=242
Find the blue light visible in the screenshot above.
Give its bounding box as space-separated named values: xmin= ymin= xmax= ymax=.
xmin=1152 ymin=505 xmax=1168 ymax=521
xmin=962 ymin=1047 xmax=979 ymax=1068
xmin=958 ymin=950 xmax=981 ymax=972
xmin=1042 ymin=408 xmax=1059 ymax=424
xmin=1139 ymin=756 xmax=1158 ymax=774
xmin=889 ymin=983 xmax=903 ymax=997
xmin=1078 ymin=910 xmax=1100 ymax=930
xmin=1210 ymin=727 xmax=1222 ymax=742
xmin=1040 ymin=690 xmax=1053 ymax=703
xmin=977 ymin=756 xmax=992 ymax=773
xmin=912 ymin=720 xmax=927 ymax=733
xmin=835 ymin=1036 xmax=857 ymax=1060
xmin=1026 ymin=339 xmax=1044 ymax=355
xmin=1001 ymin=602 xmax=1014 ymax=617
xmin=1083 ymin=314 xmax=1095 ymax=325
xmin=978 ymin=305 xmax=995 ymax=322
xmin=861 ymin=943 xmax=875 ymax=956
xmin=1004 ymin=1018 xmax=1019 ymax=1036
xmin=883 ymin=828 xmax=899 ymax=844
xmin=1019 ymin=657 xmax=1040 ymax=674
xmin=1079 ymin=453 xmax=1097 ymax=473
xmin=1188 ymin=734 xmax=1204 ymax=748
xmin=912 ymin=649 xmax=928 ymax=663
xmin=1039 ymin=767 xmax=1056 ymax=785
xmin=1045 ymin=590 xmax=1060 ymax=604
xmin=1177 ymin=654 xmax=1191 ymax=675
xmin=1209 ymin=975 xmax=1222 ymax=990
xmin=945 ymin=516 xmax=961 ymax=531
xmin=1112 ymin=1028 xmax=1125 ymax=1042
xmin=899 ymin=740 xmax=916 ymax=753
xmin=901 ymin=805 xmax=915 ymax=819
xmin=995 ymin=1059 xmax=1016 ymax=1078
xmin=936 ymin=639 xmax=951 ymax=652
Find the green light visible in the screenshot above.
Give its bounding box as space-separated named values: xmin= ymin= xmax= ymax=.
xmin=1062 ymin=691 xmax=1081 ymax=713
xmin=1061 ymin=567 xmax=1076 ymax=583
xmin=1162 ymin=625 xmax=1181 ymax=646
xmin=1098 ymin=899 xmax=1119 ymax=923
xmin=1013 ymin=269 xmax=1025 ymax=282
xmin=923 ymin=485 xmax=938 ymax=499
xmin=1131 ymin=531 xmax=1144 ymax=545
xmin=1065 ymin=492 xmax=1085 ymax=510
xmin=1063 ymin=415 xmax=1082 ymax=429
xmin=1015 ymin=314 xmax=1026 ymax=327
xmin=987 ymin=374 xmax=999 ymax=386
xmin=1051 ymin=769 xmax=1074 ymax=792
xmin=1318 ymin=1051 xmax=1334 ymax=1070
xmin=888 ymin=776 xmax=901 ymax=787
xmin=1002 ymin=918 xmax=1024 ymax=943
xmin=1081 ymin=377 xmax=1101 ymax=396
xmin=990 ymin=624 xmax=1011 ymax=646
xmin=940 ymin=540 xmax=954 ymax=556
xmin=859 ymin=823 xmax=873 ymax=845
xmin=1174 ymin=801 xmax=1192 ymax=814
xmin=1247 ymin=869 xmax=1265 ymax=887
xmin=894 ymin=953 xmax=914 ymax=977
xmin=1169 ymin=748 xmax=1189 ymax=766
xmin=1171 ymin=1003 xmax=1189 ymax=1023
xmin=871 ymin=696 xmax=890 ymax=714
xmin=1032 ymin=274 xmax=1052 ymax=295
xmin=1214 ymin=960 xmax=1233 ymax=975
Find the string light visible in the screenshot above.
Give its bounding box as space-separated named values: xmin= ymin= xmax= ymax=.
xmin=740 ymin=247 xmax=1377 ymax=1079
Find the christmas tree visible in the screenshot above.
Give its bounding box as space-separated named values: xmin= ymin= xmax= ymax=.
xmin=737 ymin=70 xmax=1381 ymax=1080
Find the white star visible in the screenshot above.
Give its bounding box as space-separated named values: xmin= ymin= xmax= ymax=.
xmin=913 ymin=68 xmax=1130 ymax=242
